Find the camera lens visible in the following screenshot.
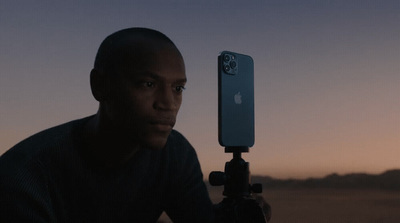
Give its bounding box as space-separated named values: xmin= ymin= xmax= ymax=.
xmin=230 ymin=61 xmax=237 ymax=69
xmin=224 ymin=65 xmax=230 ymax=72
xmin=223 ymin=54 xmax=230 ymax=62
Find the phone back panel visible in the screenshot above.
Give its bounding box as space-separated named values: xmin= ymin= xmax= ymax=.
xmin=218 ymin=51 xmax=254 ymax=147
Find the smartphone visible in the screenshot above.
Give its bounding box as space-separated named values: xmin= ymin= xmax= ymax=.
xmin=218 ymin=51 xmax=254 ymax=147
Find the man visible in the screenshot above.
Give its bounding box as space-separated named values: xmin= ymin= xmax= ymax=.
xmin=0 ymin=28 xmax=214 ymax=222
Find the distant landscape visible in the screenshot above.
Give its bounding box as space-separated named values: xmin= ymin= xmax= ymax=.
xmin=250 ymin=169 xmax=400 ymax=190
xmin=159 ymin=170 xmax=400 ymax=222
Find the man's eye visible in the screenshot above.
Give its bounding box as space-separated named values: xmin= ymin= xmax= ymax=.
xmin=143 ymin=82 xmax=154 ymax=88
xmin=175 ymin=86 xmax=186 ymax=93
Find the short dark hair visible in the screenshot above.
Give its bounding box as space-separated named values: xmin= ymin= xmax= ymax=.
xmin=93 ymin=27 xmax=178 ymax=74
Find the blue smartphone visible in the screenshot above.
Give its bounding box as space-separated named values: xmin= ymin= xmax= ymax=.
xmin=218 ymin=51 xmax=255 ymax=147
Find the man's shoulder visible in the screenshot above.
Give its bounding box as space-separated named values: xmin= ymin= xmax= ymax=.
xmin=164 ymin=130 xmax=200 ymax=164
xmin=167 ymin=129 xmax=194 ymax=151
xmin=0 ymin=116 xmax=91 ymax=170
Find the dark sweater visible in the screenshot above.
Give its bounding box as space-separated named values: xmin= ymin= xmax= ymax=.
xmin=0 ymin=116 xmax=214 ymax=222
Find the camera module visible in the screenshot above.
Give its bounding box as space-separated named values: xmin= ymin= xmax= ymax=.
xmin=222 ymin=53 xmax=238 ymax=75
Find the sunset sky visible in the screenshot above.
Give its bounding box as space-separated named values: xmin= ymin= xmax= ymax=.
xmin=1 ymin=0 xmax=399 ymax=179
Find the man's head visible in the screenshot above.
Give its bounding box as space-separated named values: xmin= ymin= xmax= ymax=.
xmin=90 ymin=28 xmax=186 ymax=150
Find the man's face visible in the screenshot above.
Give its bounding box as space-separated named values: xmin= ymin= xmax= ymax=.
xmin=104 ymin=43 xmax=186 ymax=150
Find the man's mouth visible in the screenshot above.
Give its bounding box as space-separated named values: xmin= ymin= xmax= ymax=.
xmin=149 ymin=118 xmax=175 ymax=132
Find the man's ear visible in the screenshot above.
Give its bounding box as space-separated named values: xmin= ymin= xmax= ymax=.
xmin=90 ymin=68 xmax=108 ymax=101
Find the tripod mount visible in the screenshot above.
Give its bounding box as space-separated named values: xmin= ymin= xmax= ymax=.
xmin=209 ymin=147 xmax=267 ymax=223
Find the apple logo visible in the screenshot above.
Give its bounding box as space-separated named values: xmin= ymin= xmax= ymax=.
xmin=234 ymin=92 xmax=242 ymax=104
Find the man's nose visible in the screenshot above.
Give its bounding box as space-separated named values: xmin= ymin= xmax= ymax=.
xmin=154 ymin=86 xmax=178 ymax=111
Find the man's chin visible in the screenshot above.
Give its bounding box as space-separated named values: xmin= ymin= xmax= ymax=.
xmin=141 ymin=135 xmax=169 ymax=150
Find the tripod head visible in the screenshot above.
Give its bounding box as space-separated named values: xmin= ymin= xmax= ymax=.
xmin=209 ymin=147 xmax=262 ymax=197
xmin=209 ymin=147 xmax=267 ymax=223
